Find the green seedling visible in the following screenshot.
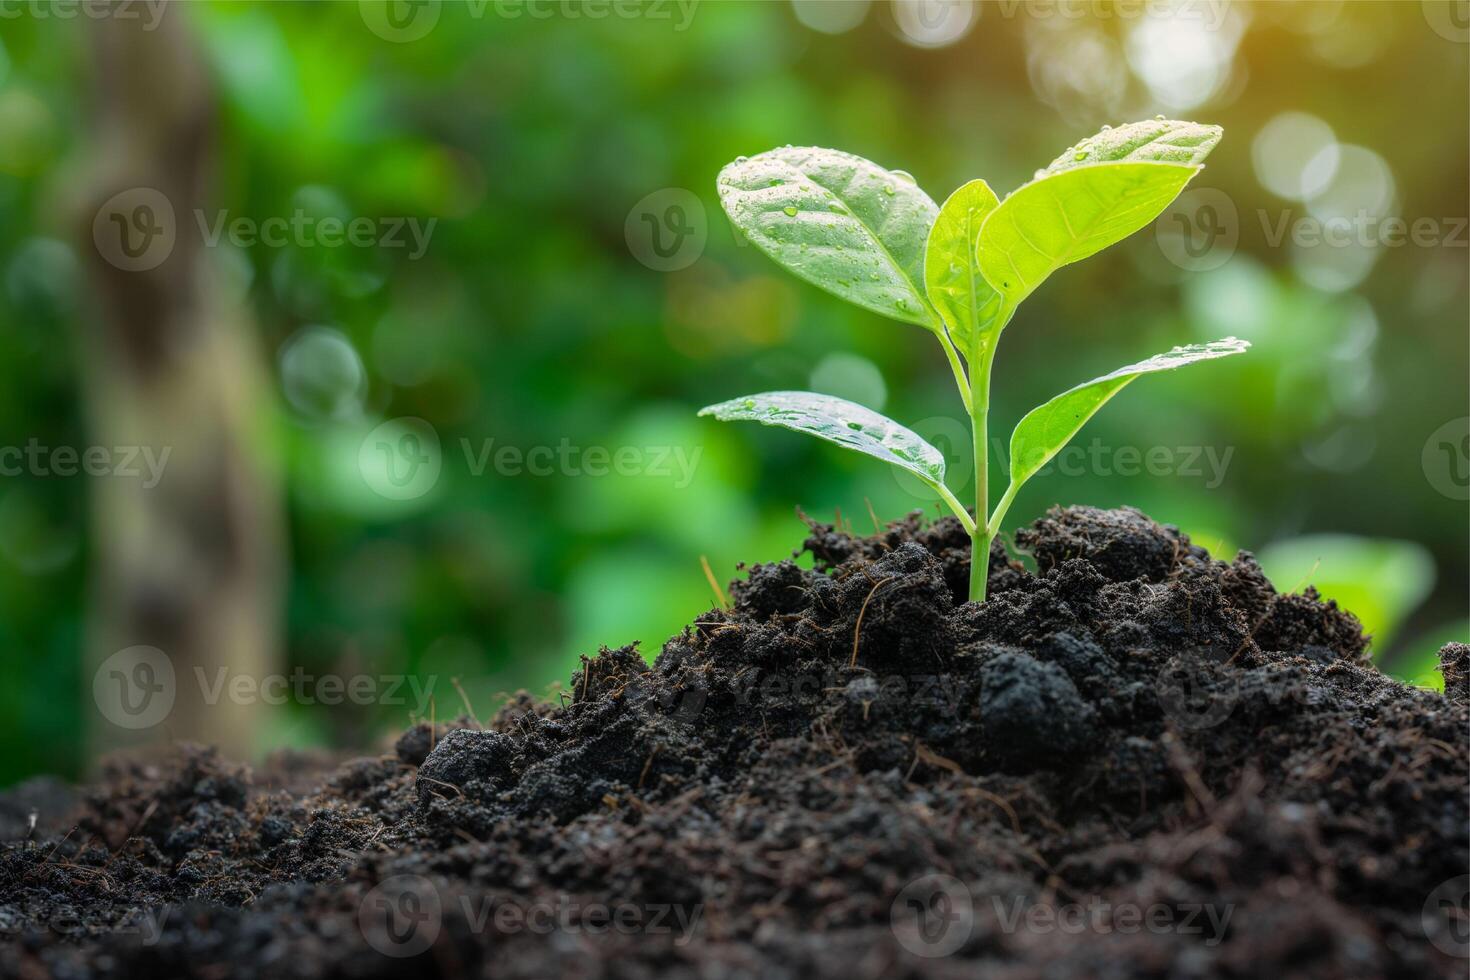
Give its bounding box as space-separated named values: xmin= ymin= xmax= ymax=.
xmin=700 ymin=119 xmax=1249 ymax=602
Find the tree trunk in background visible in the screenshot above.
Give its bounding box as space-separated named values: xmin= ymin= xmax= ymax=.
xmin=76 ymin=6 xmax=282 ymax=763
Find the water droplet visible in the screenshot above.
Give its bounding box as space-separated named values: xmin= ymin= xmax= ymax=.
xmin=1074 ymin=152 xmax=1088 ymax=161
xmin=883 ymin=186 xmax=895 ymax=196
xmin=1154 ymin=114 xmax=1166 ymax=121
xmin=734 ymin=155 xmax=748 ymax=163
xmin=890 ymin=169 xmax=916 ymax=184
xmin=783 ymin=206 xmax=798 ymax=217
xmin=846 ymin=422 xmax=863 ymax=431
xmin=1100 ymin=124 xmax=1112 ymax=130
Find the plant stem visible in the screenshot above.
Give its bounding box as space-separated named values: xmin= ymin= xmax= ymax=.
xmin=987 ymin=480 xmax=1020 ymax=540
xmin=968 ymin=345 xmax=995 ymax=602
xmin=932 ymin=481 xmax=976 ymax=536
xmin=936 ymin=330 xmax=972 ymax=415
xmin=966 ymin=299 xmax=1015 ymax=603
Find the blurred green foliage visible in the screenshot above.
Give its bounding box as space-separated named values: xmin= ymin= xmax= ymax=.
xmin=0 ymin=1 xmax=1464 ymax=782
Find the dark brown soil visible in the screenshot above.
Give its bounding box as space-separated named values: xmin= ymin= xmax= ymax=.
xmin=2 ymin=507 xmax=1467 ymax=978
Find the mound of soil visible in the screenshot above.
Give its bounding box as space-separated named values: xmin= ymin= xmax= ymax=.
xmin=2 ymin=507 xmax=1466 ymax=978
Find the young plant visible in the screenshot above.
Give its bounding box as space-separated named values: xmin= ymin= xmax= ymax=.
xmin=700 ymin=119 xmax=1248 ymax=602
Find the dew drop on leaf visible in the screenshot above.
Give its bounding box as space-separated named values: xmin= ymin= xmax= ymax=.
xmin=889 ymin=169 xmax=916 ymax=184
xmin=1074 ymin=152 xmax=1088 ymax=161
xmin=783 ymin=206 xmax=798 ymax=217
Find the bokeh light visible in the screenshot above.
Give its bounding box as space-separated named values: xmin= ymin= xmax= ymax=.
xmin=891 ymin=0 xmax=976 ymax=49
xmin=791 ymin=0 xmax=870 ymax=35
xmin=810 ymin=352 xmax=888 ymax=411
xmin=279 ymin=325 xmax=369 ymax=422
xmin=1252 ymin=112 xmax=1339 ymax=202
xmin=1125 ymin=7 xmax=1244 ymax=112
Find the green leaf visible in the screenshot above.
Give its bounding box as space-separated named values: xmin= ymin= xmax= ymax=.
xmin=975 ymin=121 xmax=1221 ymax=307
xmin=718 ymin=147 xmax=940 ymax=329
xmin=699 ymin=391 xmax=945 ymax=488
xmin=1008 ymin=338 xmax=1249 ymax=488
xmin=977 ymin=163 xmax=1199 ymax=306
xmin=1043 ymin=119 xmax=1223 ymax=174
xmin=924 ymin=179 xmax=1005 ymax=357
